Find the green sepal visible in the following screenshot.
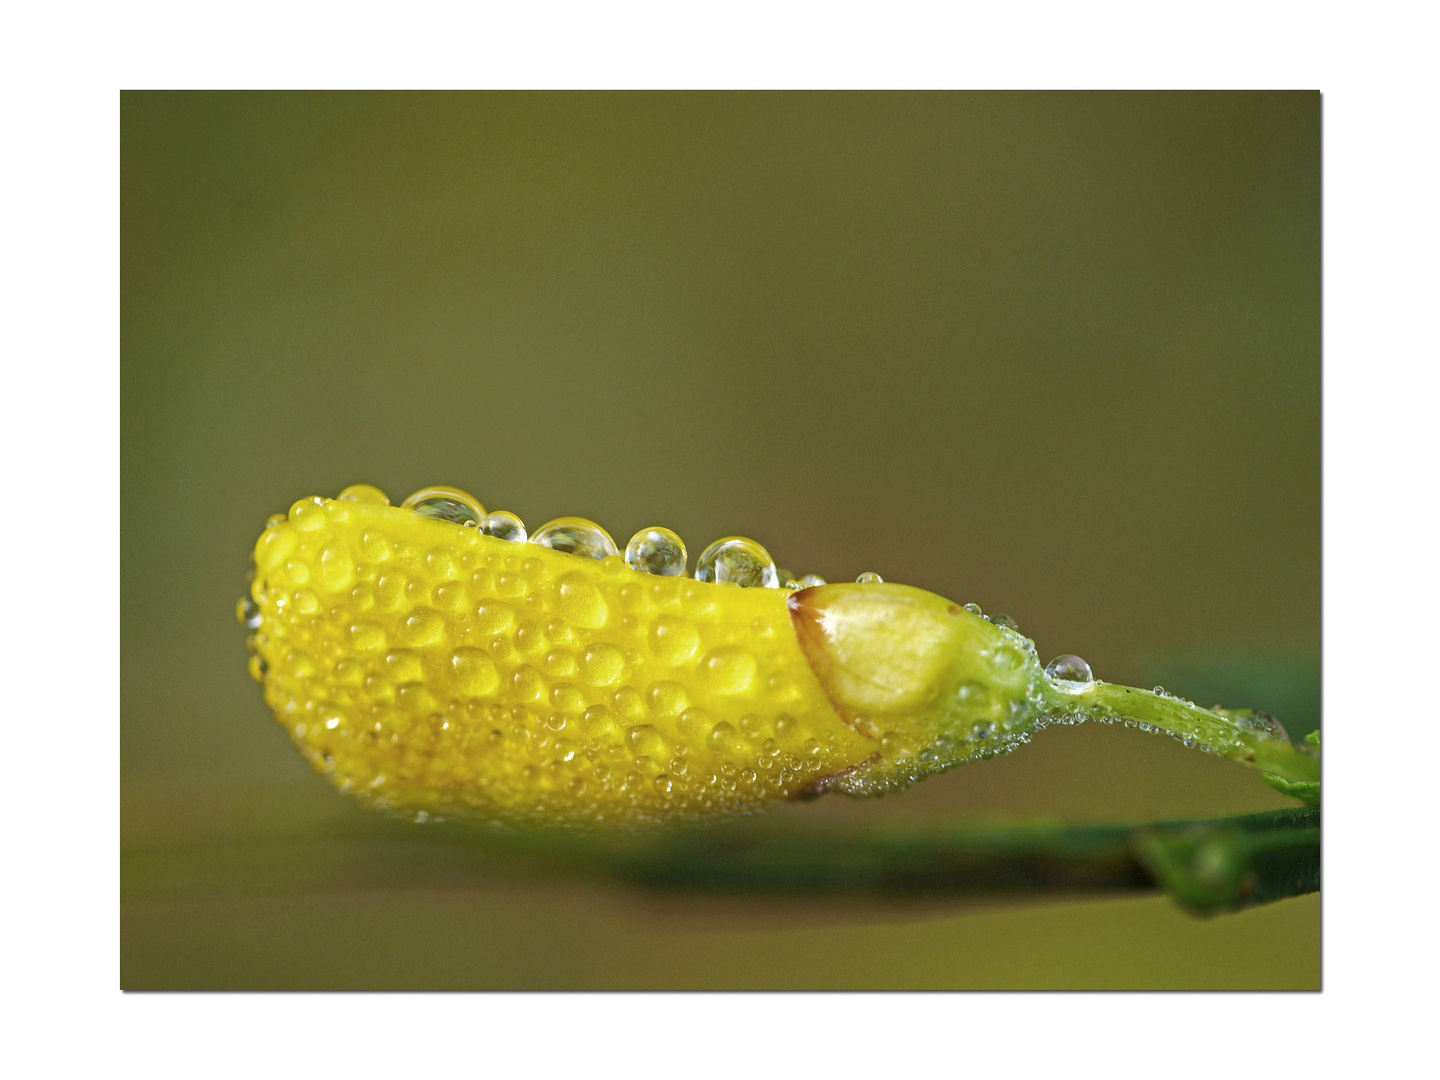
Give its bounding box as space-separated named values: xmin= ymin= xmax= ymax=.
xmin=1262 ymin=773 xmax=1320 ymax=807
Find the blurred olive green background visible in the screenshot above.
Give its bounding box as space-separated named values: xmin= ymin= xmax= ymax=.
xmin=121 ymin=91 xmax=1320 ymax=989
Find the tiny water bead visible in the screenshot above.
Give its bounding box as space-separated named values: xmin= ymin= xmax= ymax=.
xmin=530 ymin=517 xmax=618 ymax=560
xmin=480 ymin=511 xmax=527 ymax=544
xmin=695 ymin=536 xmax=780 ymax=589
xmin=625 ymin=527 xmax=687 ymax=577
xmin=236 ymin=596 xmax=262 ymax=629
xmin=338 ymin=483 xmax=390 ymax=505
xmin=1045 ymin=655 xmax=1095 ymax=689
xmin=963 ymin=603 xmax=982 ymax=615
xmin=798 ymin=574 xmax=826 ymax=588
xmin=855 ymin=571 xmax=883 ymax=584
xmin=402 ymin=486 xmax=486 ymax=526
xmin=990 ymin=613 xmax=1019 ymax=631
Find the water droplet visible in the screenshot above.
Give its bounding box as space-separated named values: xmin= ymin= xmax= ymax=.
xmin=855 ymin=571 xmax=883 ymax=584
xmin=798 ymin=573 xmax=826 ymax=588
xmin=699 ymin=646 xmax=758 ymax=695
xmin=970 ymin=721 xmax=995 ymax=740
xmin=530 ymin=517 xmax=618 ymax=560
xmin=236 ymin=596 xmax=262 ymax=629
xmin=550 ymin=683 xmax=583 ymax=712
xmin=578 ymin=643 xmax=624 ymax=686
xmin=990 ymin=613 xmax=1019 ymax=631
xmin=695 ymin=537 xmax=780 ymax=589
xmin=480 ymin=511 xmax=527 ymax=543
xmin=627 ymin=724 xmax=664 ymax=756
xmin=402 ymin=486 xmax=486 ymax=525
xmin=1235 ymin=709 xmax=1291 ymax=743
xmin=1045 ymin=655 xmax=1094 ymax=689
xmin=645 ymin=681 xmax=689 ymax=718
xmin=626 ymin=527 xmax=687 ymax=577
xmin=338 ymin=483 xmax=390 ymax=505
xmin=708 ymin=721 xmax=744 ymax=755
xmin=776 ymin=569 xmax=796 ymax=588
xmin=963 ymin=603 xmax=983 ymax=615
xmin=649 ymin=616 xmax=699 ymax=665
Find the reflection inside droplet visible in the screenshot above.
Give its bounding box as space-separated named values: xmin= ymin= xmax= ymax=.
xmin=402 ymin=486 xmax=486 ymax=526
xmin=694 ymin=536 xmax=780 ymax=589
xmin=626 ymin=527 xmax=687 ymax=576
xmin=530 ymin=517 xmax=618 ymax=560
xmin=1045 ymin=654 xmax=1095 ymax=689
xmin=481 ymin=511 xmax=527 ymax=544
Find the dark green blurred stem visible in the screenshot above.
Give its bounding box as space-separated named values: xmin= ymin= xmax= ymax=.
xmin=585 ymin=807 xmax=1319 ymax=916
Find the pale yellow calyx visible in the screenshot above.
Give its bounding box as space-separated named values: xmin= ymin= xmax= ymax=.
xmin=788 ymin=584 xmax=973 ymax=715
xmin=788 ymin=583 xmax=1046 ymax=792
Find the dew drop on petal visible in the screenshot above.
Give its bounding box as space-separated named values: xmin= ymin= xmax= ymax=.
xmin=236 ymin=596 xmax=262 ymax=629
xmin=530 ymin=517 xmax=618 ymax=560
xmin=402 ymin=486 xmax=486 ymax=526
xmin=625 ymin=527 xmax=687 ymax=577
xmin=480 ymin=511 xmax=527 ymax=544
xmin=963 ymin=603 xmax=983 ymax=615
xmin=855 ymin=571 xmax=883 ymax=584
xmin=797 ymin=573 xmax=826 ymax=588
xmin=991 ymin=613 xmax=1020 ymax=631
xmin=695 ymin=537 xmax=780 ymax=589
xmin=338 ymin=483 xmax=390 ymax=505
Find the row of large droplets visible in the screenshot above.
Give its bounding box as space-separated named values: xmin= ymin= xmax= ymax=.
xmin=242 ymin=483 xmax=1109 ymax=703
xmin=336 ymin=483 xmax=888 ymax=590
xmin=312 ymin=485 xmax=1106 ymax=695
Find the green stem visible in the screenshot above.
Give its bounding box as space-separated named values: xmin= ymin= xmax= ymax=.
xmin=1034 ymin=680 xmax=1320 ymax=788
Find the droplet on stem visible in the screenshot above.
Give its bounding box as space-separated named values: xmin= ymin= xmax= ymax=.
xmin=1045 ymin=654 xmax=1095 ymax=689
